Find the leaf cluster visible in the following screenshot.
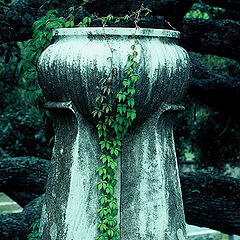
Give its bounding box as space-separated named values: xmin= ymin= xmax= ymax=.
xmin=27 ymin=220 xmax=40 ymax=240
xmin=91 ymin=7 xmax=149 ymax=239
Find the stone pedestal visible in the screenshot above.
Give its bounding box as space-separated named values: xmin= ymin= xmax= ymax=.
xmin=37 ymin=27 xmax=191 ymax=240
xmin=40 ymin=102 xmax=186 ymax=240
xmin=40 ymin=102 xmax=101 ymax=239
xmin=121 ymin=103 xmax=186 ymax=240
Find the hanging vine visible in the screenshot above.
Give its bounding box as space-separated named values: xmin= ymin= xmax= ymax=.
xmin=93 ymin=6 xmax=151 ymax=240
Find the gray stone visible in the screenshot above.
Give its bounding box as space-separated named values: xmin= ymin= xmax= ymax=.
xmin=39 ymin=102 xmax=101 ymax=239
xmin=37 ymin=27 xmax=191 ymax=239
xmin=121 ymin=103 xmax=186 ymax=239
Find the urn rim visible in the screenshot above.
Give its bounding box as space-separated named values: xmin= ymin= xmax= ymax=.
xmin=54 ymin=27 xmax=180 ymax=39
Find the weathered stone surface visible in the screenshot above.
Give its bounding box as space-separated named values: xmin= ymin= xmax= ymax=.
xmin=121 ymin=103 xmax=186 ymax=239
xmin=40 ymin=102 xmax=102 ymax=239
xmin=38 ymin=27 xmax=190 ymax=126
xmin=37 ymin=27 xmax=191 ymax=239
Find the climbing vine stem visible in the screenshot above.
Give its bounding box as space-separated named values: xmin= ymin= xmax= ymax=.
xmin=93 ymin=5 xmax=151 ymax=240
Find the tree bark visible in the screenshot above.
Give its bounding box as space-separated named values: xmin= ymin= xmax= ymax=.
xmin=181 ymin=18 xmax=240 ymax=62
xmin=0 ymin=147 xmax=10 ymax=158
xmin=0 ymin=0 xmax=196 ymax=43
xmin=188 ymin=52 xmax=240 ymax=117
xmin=181 ymin=172 xmax=240 ymax=235
xmin=0 ymin=195 xmax=44 ymax=240
xmin=201 ymin=0 xmax=240 ymax=11
xmin=84 ymin=0 xmax=195 ymax=29
xmin=4 ymin=191 xmax=39 ymax=208
xmin=0 ymin=157 xmax=48 ymax=194
xmin=210 ymin=8 xmax=240 ymax=21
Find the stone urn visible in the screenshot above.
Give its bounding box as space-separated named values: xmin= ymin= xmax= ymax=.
xmin=37 ymin=27 xmax=191 ymax=240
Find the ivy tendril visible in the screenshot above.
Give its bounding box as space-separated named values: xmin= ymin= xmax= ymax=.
xmin=92 ymin=5 xmax=151 ymax=240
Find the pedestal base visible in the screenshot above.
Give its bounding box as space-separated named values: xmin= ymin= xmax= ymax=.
xmin=121 ymin=103 xmax=186 ymax=240
xmin=40 ymin=101 xmax=186 ymax=240
xmin=40 ymin=102 xmax=101 ymax=239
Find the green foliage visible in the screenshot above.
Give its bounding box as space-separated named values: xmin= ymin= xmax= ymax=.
xmin=0 ymin=41 xmax=24 ymax=112
xmin=94 ymin=29 xmax=137 ymax=240
xmin=92 ymin=6 xmax=150 ymax=239
xmin=202 ymin=55 xmax=240 ymax=78
xmin=185 ymin=8 xmax=210 ymax=19
xmin=175 ymin=95 xmax=240 ymax=171
xmin=27 ymin=220 xmax=40 ymax=240
xmin=184 ymin=1 xmax=226 ymax=20
xmin=0 ymin=109 xmax=51 ymax=159
xmin=18 ymin=10 xmax=67 ymax=110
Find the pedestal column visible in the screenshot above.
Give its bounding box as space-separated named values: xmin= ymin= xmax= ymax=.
xmin=121 ymin=103 xmax=186 ymax=240
xmin=40 ymin=102 xmax=103 ymax=240
xmin=40 ymin=102 xmax=187 ymax=240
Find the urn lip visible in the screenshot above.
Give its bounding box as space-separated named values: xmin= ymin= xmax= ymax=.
xmin=54 ymin=27 xmax=180 ymax=39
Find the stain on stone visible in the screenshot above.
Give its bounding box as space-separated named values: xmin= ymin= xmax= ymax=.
xmin=177 ymin=228 xmax=186 ymax=240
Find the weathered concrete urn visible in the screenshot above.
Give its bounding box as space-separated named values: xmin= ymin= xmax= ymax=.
xmin=38 ymin=27 xmax=191 ymax=240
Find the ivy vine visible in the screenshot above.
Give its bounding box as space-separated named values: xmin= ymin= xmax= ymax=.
xmin=93 ymin=7 xmax=150 ymax=240
xmin=23 ymin=2 xmax=151 ymax=240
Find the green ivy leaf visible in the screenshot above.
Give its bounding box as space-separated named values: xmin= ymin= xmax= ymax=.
xmin=127 ymin=54 xmax=134 ymax=61
xmin=106 ymin=184 xmax=114 ymax=194
xmin=103 ymin=174 xmax=111 ymax=181
xmin=130 ymin=74 xmax=138 ymax=83
xmin=127 ymin=87 xmax=135 ymax=96
xmin=69 ymin=6 xmax=75 ymax=12
xmin=112 ymin=122 xmax=123 ymax=134
xmin=46 ymin=9 xmax=57 ymax=17
xmin=127 ymin=109 xmax=136 ymax=121
xmin=113 ymin=139 xmax=121 ymax=147
xmin=98 ymin=222 xmax=107 ymax=232
xmin=127 ymin=98 xmax=134 ymax=108
xmin=123 ymin=79 xmax=131 ymax=88
xmin=108 ymin=160 xmax=117 ymax=169
xmin=116 ymin=91 xmax=127 ymax=102
xmin=117 ymin=104 xmax=127 ymax=115
xmin=107 ymin=229 xmax=114 ymax=237
xmin=133 ymin=50 xmax=138 ymax=57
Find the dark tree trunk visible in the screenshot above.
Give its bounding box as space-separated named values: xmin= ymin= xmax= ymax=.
xmin=0 ymin=147 xmax=10 ymax=158
xmin=181 ymin=19 xmax=240 ymax=62
xmin=201 ymin=0 xmax=240 ymax=10
xmin=84 ymin=0 xmax=195 ymax=29
xmin=0 ymin=0 xmax=195 ymax=43
xmin=188 ymin=52 xmax=240 ymax=117
xmin=181 ymin=172 xmax=240 ymax=235
xmin=4 ymin=191 xmax=39 ymax=208
xmin=210 ymin=8 xmax=240 ymax=21
xmin=0 ymin=157 xmax=48 ymax=194
xmin=0 ymin=195 xmax=44 ymax=240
